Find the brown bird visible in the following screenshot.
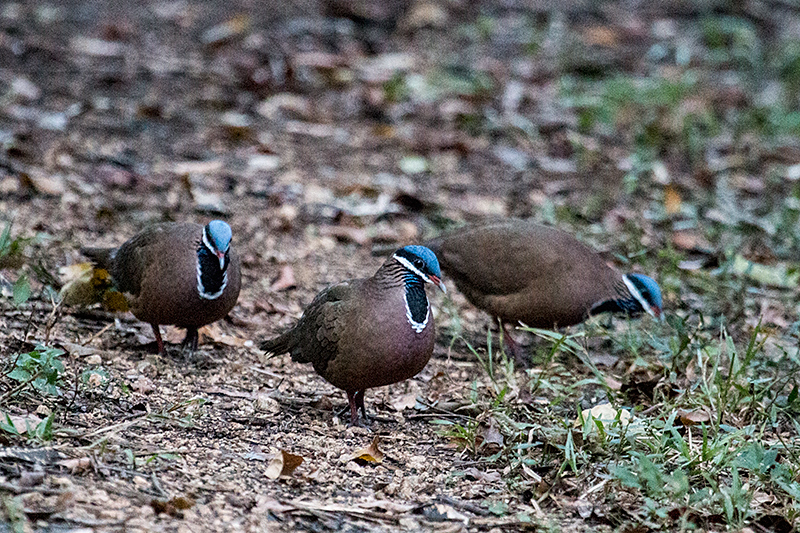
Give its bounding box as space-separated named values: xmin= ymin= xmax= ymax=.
xmin=425 ymin=220 xmax=662 ymax=356
xmin=261 ymin=245 xmax=446 ymax=425
xmin=81 ymin=221 xmax=241 ymax=355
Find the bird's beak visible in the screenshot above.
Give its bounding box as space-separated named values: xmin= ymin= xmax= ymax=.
xmin=216 ymin=250 xmax=226 ymax=270
xmin=429 ymin=275 xmax=447 ymax=294
xmin=650 ymin=305 xmax=664 ymax=321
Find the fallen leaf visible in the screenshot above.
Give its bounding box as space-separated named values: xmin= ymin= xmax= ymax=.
xmin=664 ymin=184 xmax=682 ymax=215
xmin=476 ymin=417 xmax=504 ymax=455
xmin=9 ymin=414 xmax=42 ymax=434
xmin=132 ymin=376 xmax=155 ymax=394
xmin=270 ymin=265 xmax=296 ymax=292
xmin=731 ymin=255 xmax=799 ymax=288
xmin=463 ymin=467 xmax=502 ymax=483
xmin=58 ymin=457 xmax=92 ymax=473
xmin=318 ymin=224 xmax=370 ymax=245
xmin=424 ymin=503 xmax=469 ymax=523
xmin=390 ymin=391 xmax=418 ymax=412
xmin=200 ymin=14 xmax=250 ymax=46
xmin=352 ymin=436 xmax=384 ymax=464
xmin=576 ymin=498 xmax=593 ymax=519
xmin=151 ymin=496 xmax=195 ymax=517
xmin=265 ymin=450 xmax=304 ymax=479
xmin=576 ymin=403 xmax=631 ymax=434
xmin=676 ymin=409 xmax=711 ymax=426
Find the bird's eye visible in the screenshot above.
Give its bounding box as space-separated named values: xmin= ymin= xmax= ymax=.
xmin=413 ymin=259 xmax=424 ymax=268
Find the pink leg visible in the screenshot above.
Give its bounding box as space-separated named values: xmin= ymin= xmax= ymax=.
xmin=501 ymin=320 xmax=526 ymax=367
xmin=346 ymin=390 xmax=359 ymax=426
xmin=151 ymin=324 xmax=165 ymax=355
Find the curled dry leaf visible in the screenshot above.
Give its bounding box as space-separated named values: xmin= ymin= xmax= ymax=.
xmin=196 ymin=323 xmax=249 ymax=347
xmin=265 ymin=450 xmax=304 ymax=479
xmin=352 ymin=436 xmax=384 ymax=464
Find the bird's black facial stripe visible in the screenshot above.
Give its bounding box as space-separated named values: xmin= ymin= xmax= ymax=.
xmin=196 ymin=241 xmax=228 ymax=299
xmin=405 ymin=285 xmax=430 ymax=332
xmin=394 ymin=250 xmax=431 ymax=279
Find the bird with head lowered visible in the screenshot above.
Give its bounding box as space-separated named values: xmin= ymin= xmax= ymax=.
xmin=425 ymin=219 xmax=663 ymax=361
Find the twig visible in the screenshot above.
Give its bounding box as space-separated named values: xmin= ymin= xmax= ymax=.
xmin=0 ymin=370 xmax=42 ymax=405
xmin=150 ymin=472 xmax=168 ymax=498
xmin=250 ymin=366 xmax=285 ymax=380
xmin=0 ymin=481 xmax=68 ymax=495
xmin=43 ymin=295 xmax=63 ymax=344
xmin=80 ymin=322 xmax=114 ymax=347
xmin=437 ymin=495 xmax=491 ymax=516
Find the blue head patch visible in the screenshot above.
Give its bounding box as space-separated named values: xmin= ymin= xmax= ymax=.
xmin=627 ymin=273 xmax=663 ymax=315
xmin=398 ymin=245 xmax=442 ymax=278
xmin=206 ymin=220 xmax=232 ymax=253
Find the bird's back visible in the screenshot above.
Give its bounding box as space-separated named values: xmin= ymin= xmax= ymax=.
xmin=428 ymin=220 xmax=620 ymax=327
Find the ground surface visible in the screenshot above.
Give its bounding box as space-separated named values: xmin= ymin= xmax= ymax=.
xmin=2 ymin=0 xmax=800 ymax=531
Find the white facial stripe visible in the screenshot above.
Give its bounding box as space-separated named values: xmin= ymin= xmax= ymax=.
xmin=623 ymin=275 xmax=655 ymax=318
xmin=393 ymin=254 xmax=430 ymax=283
xmin=202 ymin=229 xmax=215 ymax=253
xmin=404 ymin=291 xmax=430 ymax=333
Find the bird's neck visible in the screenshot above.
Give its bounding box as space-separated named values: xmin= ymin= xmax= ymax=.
xmin=196 ymin=243 xmax=229 ymax=300
xmin=377 ymin=259 xmax=430 ymax=334
xmin=588 ymin=280 xmax=644 ymax=317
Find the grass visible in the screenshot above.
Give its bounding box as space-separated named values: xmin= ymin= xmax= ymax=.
xmin=437 ymin=313 xmax=800 ymax=529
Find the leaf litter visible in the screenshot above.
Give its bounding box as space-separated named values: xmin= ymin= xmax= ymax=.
xmin=2 ymin=0 xmax=800 ymax=531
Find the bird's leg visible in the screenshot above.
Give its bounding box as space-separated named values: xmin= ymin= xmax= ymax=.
xmin=354 ymin=390 xmax=369 ymax=424
xmin=181 ymin=327 xmax=199 ymax=357
xmin=345 ymin=390 xmax=360 ymax=426
xmin=151 ymin=324 xmax=165 ymax=355
xmin=500 ymin=320 xmax=527 ymax=368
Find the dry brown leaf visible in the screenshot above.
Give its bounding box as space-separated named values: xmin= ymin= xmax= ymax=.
xmin=390 ymin=391 xmax=418 ymax=412
xmin=677 ymin=409 xmax=711 ymax=426
xmin=151 ymin=496 xmax=195 ymax=517
xmin=132 ymin=376 xmax=155 ymax=394
xmin=8 ymin=414 xmax=42 ymax=434
xmin=318 ymin=224 xmax=370 ymax=245
xmin=583 ymin=25 xmax=619 ymax=47
xmin=664 ymin=184 xmax=682 ymax=215
xmin=352 ymin=436 xmax=384 ymax=464
xmin=198 ymin=323 xmax=249 ymax=347
xmin=463 ymin=467 xmax=502 ymax=483
xmin=265 ymin=450 xmax=304 ymax=479
xmin=671 ymin=230 xmax=712 ymax=252
xmin=58 ymin=457 xmax=92 ymax=473
xmin=270 ymin=265 xmax=297 ymax=292
xmin=476 ymin=417 xmax=504 ymax=454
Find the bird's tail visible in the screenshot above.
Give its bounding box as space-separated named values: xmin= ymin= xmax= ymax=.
xmin=80 ymin=247 xmax=116 ymax=270
xmin=259 ymin=330 xmax=295 ymax=358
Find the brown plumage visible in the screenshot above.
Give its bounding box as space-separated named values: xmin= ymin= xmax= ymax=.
xmin=261 ymin=245 xmax=446 ymax=425
xmin=425 ymin=220 xmax=663 ymax=353
xmin=81 ymin=221 xmax=241 ymax=355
